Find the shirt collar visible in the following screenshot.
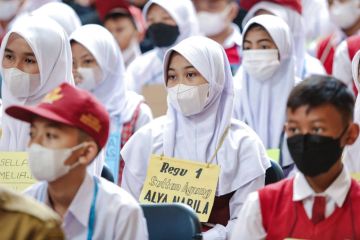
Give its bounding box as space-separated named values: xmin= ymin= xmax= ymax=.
xmin=66 ymin=173 xmax=94 ymax=227
xmin=223 ymin=24 xmax=242 ymax=49
xmin=293 ymin=166 xmax=351 ymax=208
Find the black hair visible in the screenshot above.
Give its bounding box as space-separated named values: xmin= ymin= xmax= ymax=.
xmin=287 ymin=75 xmax=355 ymax=124
xmin=104 ymin=9 xmax=137 ymax=29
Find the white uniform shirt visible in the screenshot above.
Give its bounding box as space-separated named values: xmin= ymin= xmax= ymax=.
xmin=25 ymin=173 xmax=148 ymax=240
xmin=230 ymin=167 xmax=351 ymax=240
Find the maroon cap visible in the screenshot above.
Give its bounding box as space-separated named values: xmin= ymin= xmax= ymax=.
xmin=6 ymin=83 xmax=110 ymax=149
xmin=241 ymin=0 xmax=302 ymax=14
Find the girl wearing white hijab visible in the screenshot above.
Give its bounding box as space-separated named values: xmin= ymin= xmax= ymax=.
xmin=121 ymin=36 xmax=270 ymax=240
xmin=234 ymin=15 xmax=297 ymax=151
xmin=70 ymin=24 xmax=153 ymax=184
xmin=0 ymin=15 xmax=74 ymax=151
xmin=125 ymin=0 xmax=199 ymax=94
xmin=32 ymin=1 xmax=82 ymax=36
xmin=242 ymin=1 xmax=325 ymax=79
xmin=343 ymin=50 xmax=360 ymax=173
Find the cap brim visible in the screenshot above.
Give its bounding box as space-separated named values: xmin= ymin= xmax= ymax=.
xmin=6 ymin=105 xmax=73 ymax=126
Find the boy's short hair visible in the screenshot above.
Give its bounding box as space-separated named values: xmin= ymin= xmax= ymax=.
xmin=104 ymin=8 xmax=137 ymax=29
xmin=287 ymin=75 xmax=355 ymax=124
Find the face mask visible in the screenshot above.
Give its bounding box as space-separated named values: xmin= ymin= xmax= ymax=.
xmin=197 ymin=6 xmax=231 ymax=37
xmin=287 ymin=127 xmax=348 ymax=177
xmin=168 ymin=83 xmax=209 ymax=116
xmin=27 ymin=143 xmax=86 ymax=182
xmin=0 ymin=0 xmax=20 ymax=21
xmin=147 ymin=23 xmax=180 ymax=47
xmin=3 ymin=68 xmax=41 ymax=98
xmin=242 ymin=49 xmax=280 ymax=81
xmin=76 ymin=67 xmax=102 ymax=91
xmin=122 ymin=38 xmax=140 ymax=66
xmin=329 ymin=0 xmax=360 ymax=29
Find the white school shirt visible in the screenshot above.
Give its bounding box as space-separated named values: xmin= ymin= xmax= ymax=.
xmin=230 ymin=167 xmax=351 ymax=240
xmin=24 ymin=173 xmax=148 ymax=240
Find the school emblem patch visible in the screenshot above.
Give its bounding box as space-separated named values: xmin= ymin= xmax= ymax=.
xmin=42 ymin=87 xmax=63 ymax=104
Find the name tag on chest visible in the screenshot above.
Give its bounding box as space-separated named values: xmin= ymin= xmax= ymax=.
xmin=139 ymin=154 xmax=220 ymax=222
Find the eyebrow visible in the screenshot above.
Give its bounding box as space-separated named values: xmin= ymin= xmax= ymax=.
xmin=168 ymin=65 xmax=195 ymax=71
xmin=80 ymin=53 xmax=94 ymax=59
xmin=5 ymin=47 xmax=35 ymax=57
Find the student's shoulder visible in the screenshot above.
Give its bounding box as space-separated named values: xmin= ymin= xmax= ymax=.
xmin=98 ymin=178 xmax=141 ymax=210
xmin=127 ymin=49 xmax=160 ymax=71
xmin=229 ymin=118 xmax=263 ymax=143
xmin=0 ymin=186 xmax=62 ymax=231
xmin=131 ymin=116 xmax=166 ymax=141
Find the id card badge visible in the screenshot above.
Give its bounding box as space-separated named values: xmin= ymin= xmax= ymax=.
xmin=105 ymin=120 xmax=121 ymax=183
xmin=139 ymin=154 xmax=220 ymax=222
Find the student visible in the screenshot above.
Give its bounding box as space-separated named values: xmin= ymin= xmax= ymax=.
xmin=316 ymin=0 xmax=360 ymax=75
xmin=344 ymin=50 xmax=360 ymax=173
xmin=332 ymin=35 xmax=360 ymax=95
xmin=241 ymin=0 xmax=326 ymax=79
xmin=0 ymin=15 xmax=73 ymax=151
xmin=70 ymin=24 xmax=153 ymax=184
xmin=0 ymin=185 xmax=64 ymax=239
xmin=233 ymin=14 xmax=297 ymax=150
xmin=230 ymin=75 xmax=360 ymax=239
xmin=121 ymin=36 xmax=270 ymax=240
xmin=192 ymin=0 xmax=242 ymax=75
xmin=6 ymin=83 xmax=148 ymax=240
xmin=32 ymin=2 xmax=82 ymax=36
xmin=102 ymin=6 xmax=143 ymax=67
xmin=125 ymin=0 xmax=199 ymax=94
xmin=0 ymin=0 xmax=25 ymax=44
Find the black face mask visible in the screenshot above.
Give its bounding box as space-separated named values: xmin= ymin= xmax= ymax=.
xmin=287 ymin=127 xmax=348 ymax=177
xmin=147 ymin=23 xmax=180 ymax=47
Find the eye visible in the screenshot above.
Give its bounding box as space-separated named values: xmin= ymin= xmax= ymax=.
xmin=25 ymin=57 xmax=37 ymax=64
xmin=167 ymin=74 xmax=176 ymax=81
xmin=286 ymin=126 xmax=300 ymax=136
xmin=83 ymin=58 xmax=95 ymax=65
xmin=45 ymin=132 xmax=58 ymax=140
xmin=186 ymin=72 xmax=197 ymax=79
xmin=4 ymin=53 xmax=14 ymax=61
xmin=260 ymin=44 xmax=270 ymax=49
xmin=311 ymin=127 xmax=324 ymax=134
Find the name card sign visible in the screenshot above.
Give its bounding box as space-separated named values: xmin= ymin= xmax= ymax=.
xmin=0 ymin=152 xmax=36 ymax=191
xmin=139 ymin=154 xmax=220 ymax=222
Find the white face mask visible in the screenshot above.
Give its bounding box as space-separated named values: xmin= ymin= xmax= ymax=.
xmin=167 ymin=83 xmax=209 ymax=116
xmin=122 ymin=38 xmax=140 ymax=67
xmin=27 ymin=143 xmax=86 ymax=182
xmin=242 ymin=49 xmax=280 ymax=82
xmin=76 ymin=67 xmax=103 ymax=91
xmin=197 ymin=6 xmax=231 ymax=37
xmin=329 ymin=0 xmax=360 ymax=29
xmin=3 ymin=67 xmax=41 ymax=98
xmin=0 ymin=0 xmax=20 ymax=21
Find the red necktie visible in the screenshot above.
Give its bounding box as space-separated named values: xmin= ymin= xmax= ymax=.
xmin=311 ymin=196 xmax=326 ymax=224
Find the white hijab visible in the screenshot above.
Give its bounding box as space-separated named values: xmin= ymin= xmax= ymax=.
xmin=162 ymin=37 xmax=233 ymax=165
xmin=32 ymin=2 xmax=81 ymax=36
xmin=242 ymin=1 xmax=305 ymax=78
xmin=234 ymin=15 xmax=296 ymax=149
xmin=69 ymin=24 xmax=143 ymax=127
xmin=344 ymin=50 xmax=360 ymax=172
xmin=0 ymin=15 xmax=74 ymax=151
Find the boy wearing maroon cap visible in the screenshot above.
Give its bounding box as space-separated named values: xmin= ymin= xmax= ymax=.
xmin=6 ymin=83 xmax=148 ymax=240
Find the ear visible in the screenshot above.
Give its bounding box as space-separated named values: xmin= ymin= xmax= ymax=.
xmin=228 ymin=2 xmax=239 ymax=21
xmin=344 ymin=123 xmax=360 ymax=146
xmin=78 ymin=141 xmax=99 ymax=165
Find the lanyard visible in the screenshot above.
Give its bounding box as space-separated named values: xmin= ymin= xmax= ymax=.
xmin=87 ymin=176 xmax=99 ymax=240
xmin=40 ymin=176 xmax=99 ymax=240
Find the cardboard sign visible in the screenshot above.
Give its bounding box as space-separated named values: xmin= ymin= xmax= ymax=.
xmin=139 ymin=154 xmax=220 ymax=222
xmin=267 ymin=148 xmax=280 ymax=163
xmin=142 ymin=84 xmax=168 ymax=118
xmin=0 ymin=152 xmax=36 ymax=191
xmin=351 ymin=173 xmax=360 ymax=181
